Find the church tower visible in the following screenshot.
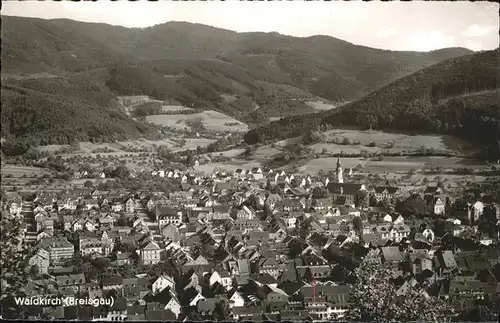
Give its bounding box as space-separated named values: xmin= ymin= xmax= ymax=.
xmin=336 ymin=157 xmax=344 ymax=183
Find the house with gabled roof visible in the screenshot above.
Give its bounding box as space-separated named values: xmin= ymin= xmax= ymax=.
xmin=8 ymin=198 xmax=23 ymax=216
xmin=154 ymin=288 xmax=181 ymax=318
xmin=373 ymin=224 xmax=411 ymax=242
xmin=152 ymin=274 xmax=176 ymax=295
xmin=36 ymin=236 xmax=75 ymax=265
xmin=28 ymin=248 xmax=50 ymax=275
xmin=301 ymin=285 xmax=350 ymax=319
xmin=424 ymin=195 xmax=446 ymax=215
xmin=236 ymin=205 xmax=256 ymax=220
xmin=380 ymin=246 xmax=404 ymax=264
xmin=424 ymin=185 xmax=443 ymax=196
xmin=373 ymin=186 xmax=400 ymax=202
xmin=140 ymin=241 xmax=161 ymax=266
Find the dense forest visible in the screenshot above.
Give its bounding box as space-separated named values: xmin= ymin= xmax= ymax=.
xmin=0 ymin=83 xmax=161 ymax=152
xmin=244 ymin=50 xmax=500 ymax=160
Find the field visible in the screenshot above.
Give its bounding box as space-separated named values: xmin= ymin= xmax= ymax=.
xmin=253 ymin=145 xmax=282 ymax=160
xmin=310 ymin=143 xmax=380 ymax=154
xmin=161 ymin=105 xmax=194 ymax=113
xmin=306 ymin=100 xmax=337 ymax=111
xmin=1 ymin=165 xmax=51 ymax=177
xmin=296 ymin=156 xmax=484 ymax=174
xmin=1 ymin=165 xmax=58 ymax=191
xmin=200 ymin=148 xmax=246 ymax=159
xmin=317 ymin=129 xmax=476 ymax=154
xmin=275 ymin=137 xmax=303 ymax=148
xmin=118 ymin=96 xmax=193 ymax=116
xmin=146 ymin=111 xmax=248 ymax=132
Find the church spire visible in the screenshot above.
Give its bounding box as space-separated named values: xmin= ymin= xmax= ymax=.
xmin=336 ymin=157 xmax=344 ymax=183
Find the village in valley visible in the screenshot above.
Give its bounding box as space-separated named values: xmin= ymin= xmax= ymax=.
xmin=1 ymin=143 xmax=499 ymax=321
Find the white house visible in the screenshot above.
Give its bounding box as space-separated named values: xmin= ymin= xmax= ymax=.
xmin=433 ymin=197 xmax=446 ymax=215
xmin=392 ymin=215 xmax=405 ymax=224
xmin=325 ymin=208 xmax=341 ymax=217
xmin=237 ymin=206 xmax=255 ymax=220
xmin=284 ymin=215 xmax=297 ymax=228
xmin=228 ymin=290 xmax=245 ymax=308
xmin=472 ymin=201 xmax=484 ymax=221
xmin=189 ymin=292 xmax=205 ymax=307
xmin=83 ymin=220 xmax=96 ymax=232
xmin=220 ymin=272 xmax=232 ymax=291
xmin=152 ymin=275 xmax=176 ymax=295
xmin=71 ymin=220 xmax=83 ymax=232
xmin=209 ymin=271 xmax=221 ymax=286
xmin=422 ymin=228 xmax=435 ymax=242
xmin=382 ymin=214 xmax=393 ymax=223
xmin=164 ymin=290 xmax=181 ymax=317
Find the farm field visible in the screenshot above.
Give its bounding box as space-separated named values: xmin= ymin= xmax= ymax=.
xmin=146 ymin=111 xmax=248 ymax=132
xmin=306 ymin=101 xmax=337 ymax=111
xmin=36 ymin=137 xmax=216 ymax=156
xmin=1 ymin=165 xmax=51 ymax=177
xmin=310 ymin=143 xmax=380 ymax=154
xmin=161 ymin=105 xmax=194 ymax=113
xmin=275 ymin=137 xmax=302 ymax=148
xmin=320 ymin=129 xmax=475 ymax=154
xmin=181 ymin=138 xmax=218 ymax=151
xmin=294 ymin=156 xmax=485 ymax=175
xmin=201 ymin=148 xmax=246 ymax=159
xmin=253 ymin=145 xmax=282 ymax=160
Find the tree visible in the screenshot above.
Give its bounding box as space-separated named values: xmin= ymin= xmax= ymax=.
xmin=346 ymin=257 xmax=455 ymax=322
xmin=1 ymin=213 xmax=37 ymax=319
xmin=30 ymin=264 xmax=40 ymax=277
xmin=111 ymin=165 xmax=130 ymax=179
xmin=84 ymin=180 xmax=94 ymax=188
xmin=353 ymin=216 xmax=363 ymax=234
xmin=356 ymin=190 xmax=369 ymax=208
xmin=312 ymin=187 xmax=329 ymax=199
xmin=213 ymin=299 xmax=231 ymax=321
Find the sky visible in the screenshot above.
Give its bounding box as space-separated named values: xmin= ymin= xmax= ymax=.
xmin=2 ymin=1 xmax=499 ymax=52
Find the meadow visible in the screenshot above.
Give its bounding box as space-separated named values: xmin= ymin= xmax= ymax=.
xmin=320 ymin=129 xmax=476 ymax=154
xmin=146 ymin=111 xmax=248 ymax=132
xmin=306 ymin=100 xmax=337 ymax=111
xmin=1 ymin=165 xmax=50 ymax=177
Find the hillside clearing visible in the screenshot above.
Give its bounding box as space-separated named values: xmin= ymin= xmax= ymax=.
xmin=161 ymin=105 xmax=194 ymax=113
xmin=146 ymin=111 xmax=248 ymax=132
xmin=306 ymin=101 xmax=337 ymax=111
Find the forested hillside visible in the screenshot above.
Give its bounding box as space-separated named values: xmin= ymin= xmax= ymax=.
xmin=2 ymin=16 xmax=472 ymax=129
xmin=244 ymin=50 xmax=499 ymax=159
xmin=1 ymin=82 xmax=159 ymax=146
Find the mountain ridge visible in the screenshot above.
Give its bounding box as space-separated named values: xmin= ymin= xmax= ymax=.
xmin=1 ymin=15 xmax=476 ymax=146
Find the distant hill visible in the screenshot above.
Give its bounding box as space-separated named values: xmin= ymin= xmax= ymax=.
xmin=1 ymin=15 xmax=473 ymax=127
xmin=244 ymin=50 xmax=499 ymax=159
